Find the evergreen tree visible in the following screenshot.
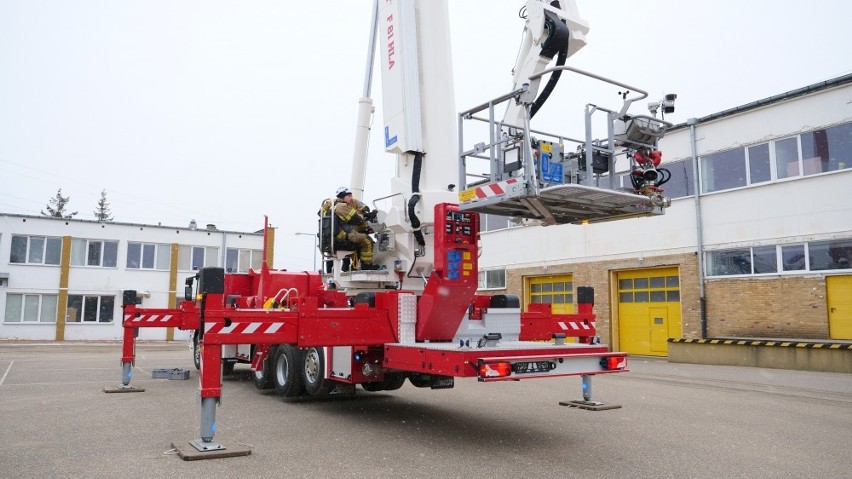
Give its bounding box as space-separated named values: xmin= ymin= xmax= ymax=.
xmin=93 ymin=189 xmax=113 ymax=222
xmin=41 ymin=188 xmax=78 ymax=219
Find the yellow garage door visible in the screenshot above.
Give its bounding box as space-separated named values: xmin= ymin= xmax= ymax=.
xmin=526 ymin=275 xmax=574 ymax=314
xmin=618 ymin=268 xmax=682 ymax=357
xmin=827 ymin=276 xmax=852 ymax=340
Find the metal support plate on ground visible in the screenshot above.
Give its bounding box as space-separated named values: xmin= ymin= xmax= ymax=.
xmin=559 ymin=400 xmax=622 ymax=411
xmin=103 ymin=385 xmax=145 ymax=393
xmin=172 ymin=441 xmax=251 ymax=461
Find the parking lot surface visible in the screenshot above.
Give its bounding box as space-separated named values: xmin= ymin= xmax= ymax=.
xmin=1 ymin=342 xmax=850 ymax=478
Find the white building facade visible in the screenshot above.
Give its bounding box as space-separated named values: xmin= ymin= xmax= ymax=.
xmin=477 ymin=74 xmax=852 ymax=356
xmin=0 ymin=214 xmax=267 ymax=341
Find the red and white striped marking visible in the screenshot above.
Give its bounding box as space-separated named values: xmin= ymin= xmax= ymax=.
xmin=204 ymin=322 xmax=285 ymax=335
xmin=124 ymin=314 xmax=174 ymax=324
xmin=470 ymin=178 xmax=519 ymax=201
xmin=557 ymin=321 xmax=595 ymax=331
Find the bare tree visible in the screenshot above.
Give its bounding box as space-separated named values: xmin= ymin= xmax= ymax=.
xmin=93 ymin=189 xmax=113 ymax=222
xmin=41 ymin=188 xmax=78 ymax=219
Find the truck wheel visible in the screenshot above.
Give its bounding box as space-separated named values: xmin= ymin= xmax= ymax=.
xmin=192 ymin=332 xmax=201 ymax=370
xmin=360 ymin=381 xmax=385 ymax=392
xmin=409 ymin=373 xmax=435 ymax=388
xmin=383 ymin=373 xmax=406 ymax=391
xmin=222 ymin=361 xmax=235 ymax=376
xmin=302 ymin=347 xmax=332 ymax=397
xmin=253 ymin=346 xmax=276 ymax=390
xmin=273 ymin=345 xmax=304 ymax=397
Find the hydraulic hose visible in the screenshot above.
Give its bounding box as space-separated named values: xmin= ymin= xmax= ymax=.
xmin=531 ymin=42 xmax=568 ymax=118
xmin=530 ymin=9 xmax=570 ymax=118
xmin=407 ymin=152 xmax=426 ymax=249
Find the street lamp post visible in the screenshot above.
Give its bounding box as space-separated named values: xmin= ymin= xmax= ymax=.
xmin=294 ymin=232 xmax=318 ymax=271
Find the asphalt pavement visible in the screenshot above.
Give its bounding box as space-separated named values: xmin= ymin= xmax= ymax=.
xmin=0 ymin=341 xmax=849 ymax=478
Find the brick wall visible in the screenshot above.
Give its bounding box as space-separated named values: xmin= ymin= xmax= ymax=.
xmin=491 ymin=255 xmax=831 ymax=344
xmin=499 ymin=253 xmax=702 ymax=346
xmin=705 ymin=276 xmax=828 ymax=338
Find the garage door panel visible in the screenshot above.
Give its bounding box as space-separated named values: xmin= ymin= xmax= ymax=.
xmin=618 ymin=268 xmax=682 ymax=357
xmin=827 ymin=276 xmax=852 ymax=340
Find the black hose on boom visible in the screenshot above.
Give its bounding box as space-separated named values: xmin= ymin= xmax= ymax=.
xmin=408 ymin=152 xmax=426 ymax=249
xmin=530 ymin=43 xmax=568 ymax=118
xmin=530 ymin=8 xmax=570 ymax=119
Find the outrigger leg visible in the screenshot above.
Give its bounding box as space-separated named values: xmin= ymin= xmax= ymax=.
xmin=559 ymin=374 xmax=621 ymax=411
xmin=171 ymin=324 xmax=250 ymax=460
xmin=104 ymin=292 xmax=145 ymax=393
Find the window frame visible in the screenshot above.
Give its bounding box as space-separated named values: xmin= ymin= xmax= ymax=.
xmin=700 ymin=148 xmax=747 ymax=193
xmin=226 ymin=248 xmax=263 ymax=273
xmin=65 ymin=294 xmax=116 ymax=323
xmin=178 ymin=245 xmax=219 ymax=271
xmin=698 ymin=121 xmax=851 ymax=195
xmin=4 ymin=293 xmax=58 ymax=323
xmin=127 ymin=242 xmax=171 ymax=270
xmin=9 ymin=235 xmax=62 ymax=266
xmin=71 ymin=238 xmax=118 ymax=268
xmin=706 ymin=240 xmax=852 ymax=277
xmin=478 ymin=269 xmax=507 ymax=290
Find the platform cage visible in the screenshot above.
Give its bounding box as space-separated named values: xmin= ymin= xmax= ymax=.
xmin=456 ymin=67 xmax=672 ymax=226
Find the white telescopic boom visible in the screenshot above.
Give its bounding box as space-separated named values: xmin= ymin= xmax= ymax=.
xmin=350 ymin=0 xmax=380 ymax=200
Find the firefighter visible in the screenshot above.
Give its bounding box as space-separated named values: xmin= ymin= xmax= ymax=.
xmin=333 ymin=187 xmax=379 ymax=270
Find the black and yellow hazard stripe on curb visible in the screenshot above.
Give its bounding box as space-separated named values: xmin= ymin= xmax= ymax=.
xmin=668 ymin=338 xmax=852 ymax=350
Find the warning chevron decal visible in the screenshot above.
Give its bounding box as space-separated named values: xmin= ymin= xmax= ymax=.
xmin=459 ymin=178 xmax=520 ymax=203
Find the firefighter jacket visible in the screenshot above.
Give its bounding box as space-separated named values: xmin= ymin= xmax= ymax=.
xmin=333 ymin=198 xmax=367 ymax=237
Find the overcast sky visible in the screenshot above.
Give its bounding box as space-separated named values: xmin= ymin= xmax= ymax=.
xmin=1 ymin=0 xmax=850 ymax=270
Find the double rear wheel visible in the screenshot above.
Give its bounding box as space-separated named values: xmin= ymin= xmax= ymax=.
xmin=273 ymin=345 xmax=305 ymax=397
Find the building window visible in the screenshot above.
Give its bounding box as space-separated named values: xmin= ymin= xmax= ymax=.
xmin=660 ymin=158 xmax=694 ymax=199
xmin=4 ymin=294 xmax=57 ymax=323
xmin=707 ymin=248 xmax=753 ymax=276
xmin=9 ymin=235 xmax=62 ymax=265
xmin=618 ymin=274 xmax=680 ymax=303
xmin=775 ymin=136 xmax=800 ymax=179
xmin=71 ymin=239 xmax=118 ymax=267
xmin=66 ymin=295 xmax=115 ymax=323
xmin=699 ymin=121 xmax=850 ymax=194
xmin=701 ymin=149 xmax=747 ymax=193
xmin=481 ymin=214 xmax=509 ymax=232
xmin=529 ymin=276 xmax=573 ymax=305
xmin=178 ymin=246 xmax=218 ymax=271
xmin=809 ymin=238 xmax=852 ymax=271
xmin=781 ymin=244 xmax=807 ymax=271
xmin=226 ymin=248 xmax=263 ymax=273
xmin=801 ymin=123 xmax=852 ymax=175
xmin=127 ymin=242 xmax=171 ymax=270
xmin=707 ymin=240 xmax=852 ymax=277
xmin=747 ymin=143 xmax=771 ymax=184
xmin=478 ymin=269 xmax=506 ymax=289
xmin=752 ymin=245 xmax=778 ymax=274
xmin=480 ymin=214 xmax=523 ymax=232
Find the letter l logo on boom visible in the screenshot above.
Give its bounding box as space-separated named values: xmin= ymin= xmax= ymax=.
xmin=385 ymin=126 xmax=398 ymax=147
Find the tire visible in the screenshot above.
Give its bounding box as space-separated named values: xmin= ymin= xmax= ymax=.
xmin=360 ymin=372 xmax=405 ymax=392
xmin=222 ymin=361 xmax=235 ymax=376
xmin=273 ymin=345 xmax=305 ymax=397
xmin=253 ymin=346 xmax=276 ymax=390
xmin=301 ymin=347 xmax=333 ymax=397
xmin=192 ymin=332 xmax=201 ymax=370
xmin=409 ymin=373 xmax=435 ymax=388
xmin=382 ymin=373 xmax=406 ymax=391
xmin=360 ymin=381 xmax=385 ymax=392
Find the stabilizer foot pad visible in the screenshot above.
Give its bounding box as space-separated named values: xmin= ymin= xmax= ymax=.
xmin=171 ymin=441 xmax=251 ymax=461
xmin=559 ymin=400 xmax=622 ymax=411
xmin=103 ymin=386 xmax=145 ymax=393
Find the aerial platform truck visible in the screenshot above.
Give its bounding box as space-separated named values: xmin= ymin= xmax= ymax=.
xmin=112 ymin=0 xmax=674 ymax=456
